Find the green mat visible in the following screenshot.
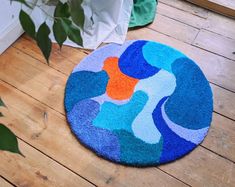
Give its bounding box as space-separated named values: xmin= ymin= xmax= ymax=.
xmin=129 ymin=0 xmax=157 ymax=28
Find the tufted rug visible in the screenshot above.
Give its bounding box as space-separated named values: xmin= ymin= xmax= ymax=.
xmin=64 ymin=40 xmax=213 ymax=167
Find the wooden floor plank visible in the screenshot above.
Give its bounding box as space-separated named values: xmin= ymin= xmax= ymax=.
xmin=212 ymin=84 xmax=235 ymax=120
xmin=23 ymin=34 xmax=91 ymax=58
xmin=1 ymin=47 xmax=235 ymax=186
xmin=12 ymin=36 xmax=86 ymax=75
xmin=148 ymin=14 xmax=199 ymax=44
xmin=0 ymin=141 xmax=94 ymax=187
xmin=0 ymin=47 xmax=67 ymax=114
xmin=193 ymin=29 xmax=235 ymax=60
xmin=202 ymin=12 xmax=235 ymax=39
xmin=159 ymin=146 xmax=235 ymax=187
xmin=157 ymin=2 xmax=207 ymax=28
xmin=159 ymin=0 xmax=209 ymax=18
xmin=158 ymin=0 xmax=235 ymax=41
xmin=186 ymin=0 xmax=235 ymax=18
xmin=127 ymin=28 xmax=235 ymax=92
xmin=202 ymin=113 xmax=235 ymax=162
xmin=0 ymin=177 xmax=13 ymax=187
xmin=0 ymin=81 xmax=188 ymax=187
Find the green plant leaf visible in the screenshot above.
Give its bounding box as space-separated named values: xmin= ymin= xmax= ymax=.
xmin=68 ymin=0 xmax=84 ymax=28
xmin=19 ymin=10 xmax=36 ymax=39
xmin=53 ymin=2 xmax=70 ymax=49
xmin=54 ymin=1 xmax=70 ymax=18
xmin=53 ymin=20 xmax=67 ymax=49
xmin=60 ymin=18 xmax=72 ymax=33
xmin=43 ymin=0 xmax=59 ymax=6
xmin=60 ymin=18 xmax=83 ymax=46
xmin=0 ymin=97 xmax=6 ymax=108
xmin=36 ymin=22 xmax=52 ymax=64
xmin=11 ymin=0 xmax=32 ymax=8
xmin=0 ymin=123 xmax=22 ymax=155
xmin=67 ymin=24 xmax=83 ymax=46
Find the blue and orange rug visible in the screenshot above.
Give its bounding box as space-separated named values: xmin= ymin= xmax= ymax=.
xmin=64 ymin=40 xmax=213 ymax=166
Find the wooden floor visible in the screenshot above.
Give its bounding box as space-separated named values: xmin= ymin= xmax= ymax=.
xmin=186 ymin=0 xmax=235 ymax=18
xmin=0 ymin=0 xmax=235 ymax=186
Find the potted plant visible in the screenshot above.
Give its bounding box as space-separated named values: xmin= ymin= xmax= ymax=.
xmin=13 ymin=0 xmax=84 ymax=63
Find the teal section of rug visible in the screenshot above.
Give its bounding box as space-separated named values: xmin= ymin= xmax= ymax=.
xmin=93 ymin=91 xmax=148 ymax=133
xmin=64 ymin=40 xmax=213 ymax=167
xmin=113 ymin=130 xmax=163 ymax=165
xmin=129 ymin=0 xmax=157 ymax=28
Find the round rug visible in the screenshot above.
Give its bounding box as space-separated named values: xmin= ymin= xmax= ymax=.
xmin=64 ymin=40 xmax=213 ymax=166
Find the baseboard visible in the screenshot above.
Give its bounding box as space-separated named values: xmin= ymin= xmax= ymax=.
xmin=0 ymin=18 xmax=24 ymax=55
xmin=186 ymin=0 xmax=235 ymax=18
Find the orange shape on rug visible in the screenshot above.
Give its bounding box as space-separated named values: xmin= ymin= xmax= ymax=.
xmin=103 ymin=57 xmax=139 ymax=100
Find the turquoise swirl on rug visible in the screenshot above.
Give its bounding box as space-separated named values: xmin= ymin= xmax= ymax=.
xmin=64 ymin=40 xmax=213 ymax=166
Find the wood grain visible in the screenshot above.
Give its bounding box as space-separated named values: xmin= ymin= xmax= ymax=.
xmin=212 ymin=84 xmax=235 ymax=120
xmin=157 ymin=2 xmax=206 ymax=28
xmin=13 ymin=36 xmax=86 ymax=75
xmin=159 ymin=146 xmax=235 ymax=187
xmin=0 ymin=177 xmax=13 ymax=187
xmin=202 ymin=113 xmax=235 ymax=162
xmin=202 ymin=12 xmax=235 ymax=39
xmin=158 ymin=1 xmax=235 ymax=42
xmin=0 ymin=81 xmax=188 ymax=187
xmin=193 ymin=29 xmax=235 ymax=60
xmin=159 ymin=0 xmax=209 ymax=18
xmin=148 ymin=14 xmax=199 ymax=44
xmin=0 ymin=141 xmax=93 ymax=187
xmin=0 ymin=47 xmax=66 ymax=114
xmin=186 ymin=0 xmax=235 ymax=18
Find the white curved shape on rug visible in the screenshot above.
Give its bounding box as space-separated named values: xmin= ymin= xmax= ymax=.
xmin=161 ymin=100 xmax=209 ymax=144
xmin=92 ymin=93 xmax=130 ymax=105
xmin=132 ymin=70 xmax=176 ymax=144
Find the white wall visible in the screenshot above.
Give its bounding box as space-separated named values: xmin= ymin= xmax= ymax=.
xmin=0 ymin=0 xmax=23 ymax=54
